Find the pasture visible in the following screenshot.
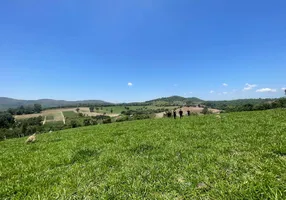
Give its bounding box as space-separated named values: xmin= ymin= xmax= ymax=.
xmin=1 ymin=109 xmax=285 ymax=199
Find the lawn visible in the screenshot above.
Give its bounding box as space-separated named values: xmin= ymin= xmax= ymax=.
xmin=0 ymin=109 xmax=285 ymax=199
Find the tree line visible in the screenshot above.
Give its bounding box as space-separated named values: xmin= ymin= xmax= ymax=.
xmin=206 ymin=98 xmax=286 ymax=112
xmin=7 ymin=104 xmax=42 ymax=115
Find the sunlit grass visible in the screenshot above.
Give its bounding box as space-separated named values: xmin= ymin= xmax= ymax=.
xmin=0 ymin=109 xmax=285 ymax=199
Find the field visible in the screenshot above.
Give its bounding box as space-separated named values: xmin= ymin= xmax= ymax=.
xmin=62 ymin=111 xmax=78 ymax=118
xmin=91 ymin=105 xmax=178 ymax=114
xmin=1 ymin=109 xmax=286 ymax=199
xmin=13 ymin=106 xmax=179 ymax=122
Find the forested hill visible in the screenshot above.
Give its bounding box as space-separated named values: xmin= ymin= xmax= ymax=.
xmin=145 ymin=96 xmax=204 ymax=106
xmin=0 ymin=97 xmax=112 ymax=111
xmin=203 ymin=98 xmax=276 ymax=110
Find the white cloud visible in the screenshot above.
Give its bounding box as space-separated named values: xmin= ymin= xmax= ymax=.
xmin=210 ymin=90 xmax=215 ymax=94
xmin=243 ymin=83 xmax=257 ymax=91
xmin=282 ymin=88 xmax=286 ymax=90
xmin=189 ymin=92 xmax=193 ymax=94
xmin=223 ymin=92 xmax=228 ymax=95
xmin=256 ymin=88 xmax=277 ymax=93
xmin=223 ymin=83 xmax=228 ymax=87
xmin=127 ymin=82 xmax=133 ymax=86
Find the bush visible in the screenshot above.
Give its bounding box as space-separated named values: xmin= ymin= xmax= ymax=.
xmin=116 ymin=116 xmax=129 ymax=122
xmin=70 ymin=120 xmax=80 ymax=128
xmin=201 ymin=107 xmax=212 ymax=115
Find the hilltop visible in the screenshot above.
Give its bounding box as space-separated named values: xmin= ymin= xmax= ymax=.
xmin=145 ymin=95 xmax=204 ymax=106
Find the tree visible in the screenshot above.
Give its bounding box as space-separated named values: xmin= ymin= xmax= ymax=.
xmin=201 ymin=107 xmax=209 ymax=115
xmin=70 ymin=120 xmax=79 ymax=128
xmin=21 ymin=122 xmax=28 ymax=134
xmin=83 ymin=119 xmax=91 ymax=126
xmin=76 ymin=108 xmax=80 ymax=113
xmin=34 ymin=104 xmax=42 ymax=113
xmin=110 ymin=108 xmax=113 ymax=113
xmin=0 ymin=112 xmax=15 ymax=128
xmin=89 ymin=106 xmax=95 ymax=112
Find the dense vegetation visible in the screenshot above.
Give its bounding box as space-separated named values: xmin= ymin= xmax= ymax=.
xmin=6 ymin=104 xmax=42 ymax=115
xmin=0 ymin=109 xmax=285 ymax=199
xmin=145 ymin=96 xmax=203 ymax=106
xmin=205 ymin=98 xmax=286 ymax=112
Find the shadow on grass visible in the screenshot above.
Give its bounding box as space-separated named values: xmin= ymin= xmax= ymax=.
xmin=273 ymin=150 xmax=286 ymax=157
xmin=71 ymin=148 xmax=101 ymax=164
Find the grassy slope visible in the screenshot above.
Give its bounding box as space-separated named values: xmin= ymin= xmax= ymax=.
xmin=0 ymin=110 xmax=286 ymax=199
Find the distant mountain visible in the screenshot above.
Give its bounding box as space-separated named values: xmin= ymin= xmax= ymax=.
xmin=0 ymin=97 xmax=113 ymax=111
xmin=145 ymin=95 xmax=204 ymax=106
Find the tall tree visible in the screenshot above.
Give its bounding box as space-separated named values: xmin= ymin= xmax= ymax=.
xmin=89 ymin=106 xmax=95 ymax=112
xmin=33 ymin=104 xmax=42 ymax=113
xmin=0 ymin=112 xmax=15 ymax=128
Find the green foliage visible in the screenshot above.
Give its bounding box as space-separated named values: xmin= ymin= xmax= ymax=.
xmin=0 ymin=112 xmax=15 ymax=128
xmin=0 ymin=109 xmax=285 ymax=199
xmin=70 ymin=120 xmax=80 ymax=128
xmin=146 ymin=96 xmax=203 ymax=106
xmin=214 ymin=98 xmax=286 ymax=112
xmin=201 ymin=107 xmax=211 ymax=114
xmin=33 ymin=104 xmax=42 ymax=113
xmin=89 ymin=106 xmax=95 ymax=112
xmin=7 ymin=104 xmax=42 ymax=115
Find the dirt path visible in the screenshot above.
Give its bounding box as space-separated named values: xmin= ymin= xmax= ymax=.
xmin=61 ymin=111 xmax=66 ymax=124
xmin=42 ymin=116 xmax=47 ymax=125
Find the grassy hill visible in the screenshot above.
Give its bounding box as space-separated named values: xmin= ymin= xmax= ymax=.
xmin=1 ymin=109 xmax=285 ymax=199
xmin=0 ymin=97 xmax=112 ymax=111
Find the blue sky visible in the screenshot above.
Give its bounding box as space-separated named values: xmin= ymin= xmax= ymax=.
xmin=0 ymin=0 xmax=286 ymax=102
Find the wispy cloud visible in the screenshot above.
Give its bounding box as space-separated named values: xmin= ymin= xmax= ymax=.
xmin=189 ymin=92 xmax=193 ymax=94
xmin=256 ymin=88 xmax=277 ymax=93
xmin=127 ymin=82 xmax=133 ymax=86
xmin=223 ymin=92 xmax=228 ymax=95
xmin=282 ymin=87 xmax=286 ymax=90
xmin=223 ymin=83 xmax=228 ymax=87
xmin=243 ymin=83 xmax=257 ymax=91
xmin=173 ymin=84 xmax=178 ymax=87
xmin=210 ymin=90 xmax=215 ymax=94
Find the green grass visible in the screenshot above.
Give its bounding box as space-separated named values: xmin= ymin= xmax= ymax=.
xmin=62 ymin=111 xmax=78 ymax=118
xmin=45 ymin=115 xmax=54 ymax=120
xmin=1 ymin=109 xmax=286 ymax=199
xmin=45 ymin=121 xmax=64 ymax=126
